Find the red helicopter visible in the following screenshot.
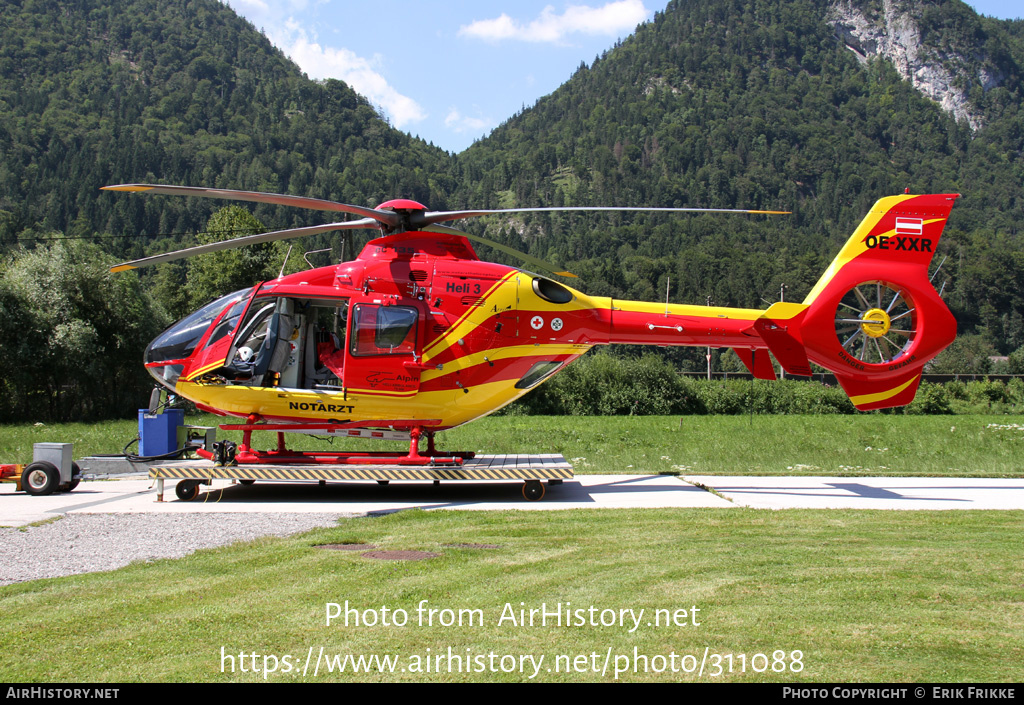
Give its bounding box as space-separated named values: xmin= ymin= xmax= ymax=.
xmin=105 ymin=185 xmax=957 ymax=491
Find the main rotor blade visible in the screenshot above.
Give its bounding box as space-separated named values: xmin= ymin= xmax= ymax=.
xmin=102 ymin=184 xmax=402 ymax=228
xmin=421 ymin=224 xmax=577 ymax=278
xmin=109 ymin=219 xmax=379 ymax=272
xmin=416 ymin=205 xmax=791 ymax=228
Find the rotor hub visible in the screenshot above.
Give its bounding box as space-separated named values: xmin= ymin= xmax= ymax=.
xmin=860 ymin=308 xmax=891 ymax=338
xmin=376 ymin=199 xmax=427 ymax=212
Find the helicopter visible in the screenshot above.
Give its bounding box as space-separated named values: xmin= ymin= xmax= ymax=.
xmin=104 ymin=185 xmax=958 ymax=469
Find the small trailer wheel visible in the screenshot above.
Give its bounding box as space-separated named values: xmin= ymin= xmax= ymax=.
xmin=68 ymin=462 xmax=82 ymax=491
xmin=23 ymin=461 xmax=60 ymax=496
xmin=522 ymin=480 xmax=545 ymax=502
xmin=239 ymin=479 xmax=255 ymax=486
xmin=176 ymin=480 xmax=202 ymax=501
xmin=377 ymin=480 xmax=390 ymax=486
xmin=60 ymin=462 xmax=83 ymax=492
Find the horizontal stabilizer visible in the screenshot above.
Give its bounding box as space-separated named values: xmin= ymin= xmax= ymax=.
xmin=752 ymin=302 xmax=812 ymax=376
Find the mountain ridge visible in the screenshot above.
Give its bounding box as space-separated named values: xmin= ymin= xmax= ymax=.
xmin=1 ymin=0 xmax=1022 ymax=355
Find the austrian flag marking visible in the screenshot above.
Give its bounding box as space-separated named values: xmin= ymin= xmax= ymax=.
xmin=895 ymin=217 xmax=924 ymax=235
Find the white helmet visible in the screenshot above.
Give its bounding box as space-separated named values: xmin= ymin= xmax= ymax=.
xmin=237 ymin=346 xmax=254 ymax=363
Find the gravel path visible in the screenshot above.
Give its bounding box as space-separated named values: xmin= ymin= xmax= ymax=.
xmin=0 ymin=513 xmax=352 ymax=585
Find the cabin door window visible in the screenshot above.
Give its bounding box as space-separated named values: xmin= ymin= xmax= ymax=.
xmin=343 ymin=303 xmax=422 ymax=394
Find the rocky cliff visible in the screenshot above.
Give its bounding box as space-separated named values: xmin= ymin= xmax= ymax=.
xmin=827 ymin=0 xmax=1005 ymax=130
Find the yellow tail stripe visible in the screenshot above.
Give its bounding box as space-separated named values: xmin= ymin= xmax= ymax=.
xmin=849 ymin=374 xmax=920 ymax=406
xmin=803 ymin=195 xmax=918 ymax=305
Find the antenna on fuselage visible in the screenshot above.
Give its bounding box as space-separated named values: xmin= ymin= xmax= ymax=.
xmin=279 ymin=245 xmax=293 ymax=278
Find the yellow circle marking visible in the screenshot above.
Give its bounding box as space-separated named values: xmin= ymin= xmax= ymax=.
xmin=861 ymin=308 xmax=891 ymax=338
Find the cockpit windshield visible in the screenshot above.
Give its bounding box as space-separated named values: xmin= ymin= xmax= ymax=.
xmin=145 ymin=288 xmax=252 ymax=365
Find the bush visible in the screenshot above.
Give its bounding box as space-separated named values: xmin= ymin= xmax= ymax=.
xmin=504 ymin=351 xmax=1021 ymax=416
xmin=905 ymin=382 xmax=953 ymax=415
xmin=521 ymin=352 xmax=693 ymax=415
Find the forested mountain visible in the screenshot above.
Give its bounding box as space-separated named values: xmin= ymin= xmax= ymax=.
xmin=453 ymin=0 xmax=1024 ymax=354
xmin=0 ymin=0 xmax=452 ymax=258
xmin=0 ymin=0 xmax=453 ymax=419
xmin=2 ymin=0 xmax=1024 ymax=418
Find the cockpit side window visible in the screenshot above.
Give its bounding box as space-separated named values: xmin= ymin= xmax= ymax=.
xmin=232 ymin=301 xmax=276 ymax=363
xmin=350 ymin=304 xmax=417 ymax=356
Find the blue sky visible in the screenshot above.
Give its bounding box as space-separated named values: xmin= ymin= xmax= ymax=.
xmin=224 ymin=1 xmax=1023 ymax=154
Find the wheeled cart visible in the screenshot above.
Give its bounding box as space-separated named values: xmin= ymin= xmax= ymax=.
xmin=150 ymin=454 xmax=573 ymax=502
xmin=1 ymin=443 xmax=82 ymax=496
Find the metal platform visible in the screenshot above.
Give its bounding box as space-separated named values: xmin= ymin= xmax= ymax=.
xmin=150 ymin=454 xmax=574 ymax=501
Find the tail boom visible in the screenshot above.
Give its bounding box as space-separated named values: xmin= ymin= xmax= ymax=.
xmin=589 ymin=194 xmax=959 ymax=411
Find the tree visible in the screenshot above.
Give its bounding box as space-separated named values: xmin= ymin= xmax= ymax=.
xmin=1008 ymin=343 xmax=1024 ymax=374
xmin=0 ymin=238 xmax=169 ymax=421
xmin=927 ymin=334 xmax=997 ymax=375
xmin=186 ymin=206 xmax=285 ymax=307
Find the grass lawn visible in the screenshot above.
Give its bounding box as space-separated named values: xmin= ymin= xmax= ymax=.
xmin=3 ymin=415 xmax=1020 ymax=682
xmin=2 ymin=414 xmax=1022 ymax=476
xmin=1 ymin=508 xmax=1022 ymax=682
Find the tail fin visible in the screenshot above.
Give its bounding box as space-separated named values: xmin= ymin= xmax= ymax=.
xmin=755 ymin=194 xmax=959 ymax=410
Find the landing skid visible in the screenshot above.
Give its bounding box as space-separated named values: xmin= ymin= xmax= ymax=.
xmin=197 ymin=419 xmax=471 ymax=466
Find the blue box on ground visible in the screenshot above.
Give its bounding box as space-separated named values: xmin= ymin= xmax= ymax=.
xmin=139 ymin=409 xmax=184 ymax=457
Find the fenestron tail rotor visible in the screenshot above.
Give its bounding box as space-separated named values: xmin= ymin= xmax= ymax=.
xmin=833 ymin=281 xmax=917 ymax=365
xmin=103 ymin=183 xmax=790 ymax=273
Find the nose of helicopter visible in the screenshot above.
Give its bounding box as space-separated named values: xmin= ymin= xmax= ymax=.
xmin=144 ymin=288 xmax=252 ymax=390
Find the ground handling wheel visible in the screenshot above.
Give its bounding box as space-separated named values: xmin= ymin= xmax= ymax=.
xmin=175 ymin=479 xmax=203 ymax=501
xmin=22 ymin=461 xmax=60 ymax=496
xmin=60 ymin=462 xmax=82 ymax=493
xmin=522 ymin=480 xmax=546 ymax=502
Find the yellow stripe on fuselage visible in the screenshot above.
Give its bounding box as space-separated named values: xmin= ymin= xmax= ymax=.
xmin=185 ymin=359 xmax=229 ymax=381
xmin=420 ymin=342 xmax=591 ymax=383
xmin=422 ymin=272 xmax=602 ymax=364
xmin=423 ymin=271 xmax=517 ymax=359
xmin=176 ymin=372 xmax=567 ymax=428
xmin=612 ymin=299 xmax=764 ymax=320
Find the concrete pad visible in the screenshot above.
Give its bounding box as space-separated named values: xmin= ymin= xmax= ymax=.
xmin=685 ymin=476 xmax=1024 ymax=510
xmin=0 ymin=474 xmax=730 ymax=526
xmin=0 ymin=478 xmax=158 ymax=526
xmin=6 ymin=475 xmax=1023 ymax=527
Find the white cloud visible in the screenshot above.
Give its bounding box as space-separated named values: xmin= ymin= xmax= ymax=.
xmin=269 ymin=23 xmax=427 ymax=129
xmin=288 ymin=38 xmax=427 ymax=127
xmin=444 ymin=107 xmax=494 ymax=134
xmin=231 ymin=0 xmax=269 ymax=12
xmin=459 ymin=0 xmax=650 ymax=43
xmin=228 ymin=0 xmax=312 ymax=17
xmin=224 ymin=2 xmax=426 ymax=129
